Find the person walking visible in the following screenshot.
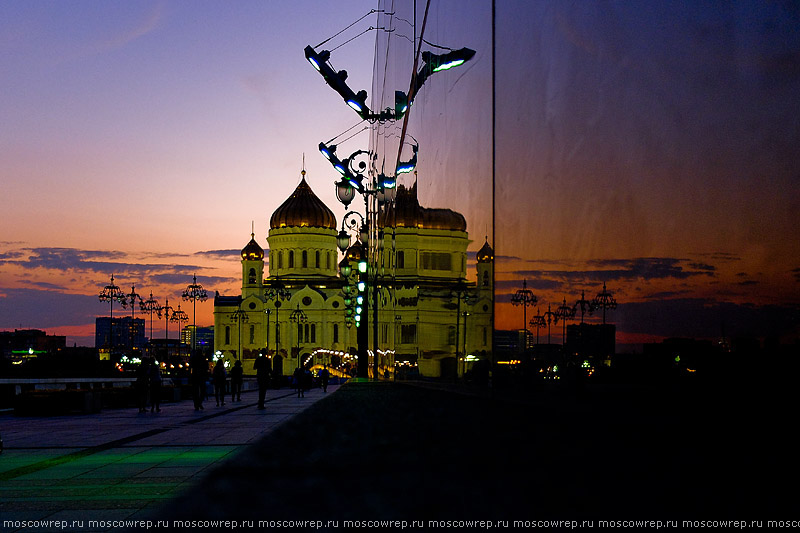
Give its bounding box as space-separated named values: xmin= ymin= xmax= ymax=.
xmin=253 ymin=354 xmax=271 ymax=409
xmin=149 ymin=360 xmax=162 ymax=413
xmin=213 ymin=359 xmax=227 ymax=407
xmin=230 ymin=359 xmax=243 ymax=402
xmin=190 ymin=350 xmax=207 ymax=411
xmin=135 ymin=360 xmax=149 ymax=413
xmin=319 ymin=364 xmax=330 ymax=393
xmin=293 ymin=365 xmax=305 ymax=398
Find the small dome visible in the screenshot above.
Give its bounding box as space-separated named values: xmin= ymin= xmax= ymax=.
xmin=345 ymin=241 xmax=366 ymax=263
xmin=242 ymin=233 xmax=264 ymax=260
xmin=476 ymin=238 xmax=494 ymax=263
xmin=270 ymin=173 xmax=336 ymax=230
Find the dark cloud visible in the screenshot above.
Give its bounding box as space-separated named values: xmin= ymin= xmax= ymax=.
xmin=616 ymin=299 xmax=800 ymax=340
xmin=1 ymin=247 xmax=204 ymax=278
xmin=20 ymin=280 xmax=67 ymax=291
xmin=0 ymin=288 xmax=99 ymax=329
xmin=194 ymin=249 xmax=242 ymax=258
xmin=513 ymin=257 xmax=716 ymax=284
xmin=496 ymin=279 xmax=562 ymax=295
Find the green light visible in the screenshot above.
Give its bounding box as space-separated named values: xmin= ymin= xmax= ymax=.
xmin=433 ymin=59 xmax=465 ymax=72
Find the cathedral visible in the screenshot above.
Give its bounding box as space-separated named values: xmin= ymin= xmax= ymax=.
xmin=213 ymin=170 xmax=493 ymax=379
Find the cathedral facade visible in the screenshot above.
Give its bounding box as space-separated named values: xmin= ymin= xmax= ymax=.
xmin=213 ymin=172 xmax=493 ymax=379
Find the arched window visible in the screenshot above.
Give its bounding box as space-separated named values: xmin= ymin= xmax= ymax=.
xmin=277 ymin=251 xmax=283 ymax=270
xmin=333 ymin=324 xmax=339 ymax=344
xmin=448 ymin=325 xmax=456 ymax=346
xmin=249 ymin=324 xmax=255 ymax=345
xmin=302 ymin=250 xmax=308 ymax=268
xmin=326 ymin=252 xmax=331 ymax=270
xmin=225 ymin=326 xmax=231 ymax=345
xmin=397 ymin=251 xmax=405 ymax=269
xmin=288 ymin=251 xmax=294 ymax=268
xmin=483 ymin=271 xmax=489 ymax=287
xmin=310 ymin=323 xmax=316 ymax=343
xmin=248 ymin=268 xmax=256 ymax=284
xmin=315 ymin=250 xmax=320 ymax=268
xmin=304 ymin=323 xmax=310 ymax=342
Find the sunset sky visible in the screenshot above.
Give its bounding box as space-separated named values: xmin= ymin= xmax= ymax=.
xmin=1 ymin=1 xmax=798 ymax=350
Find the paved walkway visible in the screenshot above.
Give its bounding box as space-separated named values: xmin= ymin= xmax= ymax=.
xmin=0 ymin=385 xmax=339 ymax=532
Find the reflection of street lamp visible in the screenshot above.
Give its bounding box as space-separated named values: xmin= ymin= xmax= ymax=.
xmin=542 ymin=304 xmax=557 ymax=345
xmin=529 ymin=308 xmax=546 ymax=345
xmin=229 ymin=306 xmax=249 ymax=361
xmin=451 ymin=285 xmax=470 ymax=381
xmin=554 ymin=298 xmax=577 ymax=347
xmin=289 ymin=305 xmax=308 ymax=370
xmin=574 ymin=290 xmax=593 ymax=324
xmin=591 ymin=282 xmax=617 ymax=324
xmin=511 ymin=280 xmax=537 ymax=350
xmin=98 ymin=274 xmax=126 ymax=350
xmin=182 ymin=274 xmax=208 ymax=355
xmin=170 ymin=304 xmax=188 ymax=358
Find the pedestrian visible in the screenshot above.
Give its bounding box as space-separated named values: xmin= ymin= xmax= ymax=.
xmin=213 ymin=359 xmax=227 ymax=407
xmin=253 ymin=354 xmax=271 ymax=409
xmin=293 ymin=365 xmax=305 ymax=398
xmin=149 ymin=360 xmax=162 ymax=413
xmin=319 ymin=364 xmax=330 ymax=393
xmin=190 ymin=350 xmax=207 ymax=411
xmin=230 ymin=359 xmax=243 ymax=402
xmin=135 ymin=360 xmax=149 ymax=413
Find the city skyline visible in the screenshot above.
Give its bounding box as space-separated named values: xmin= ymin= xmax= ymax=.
xmin=1 ymin=1 xmax=798 ymax=350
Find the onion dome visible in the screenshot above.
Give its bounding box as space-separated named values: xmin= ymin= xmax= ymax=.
xmin=476 ymin=238 xmax=494 ymax=263
xmin=241 ymin=233 xmax=264 ymax=260
xmin=379 ymin=183 xmax=467 ymax=231
xmin=270 ymin=171 xmax=336 ymax=230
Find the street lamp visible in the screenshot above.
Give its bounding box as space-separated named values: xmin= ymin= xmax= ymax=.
xmin=160 ymin=298 xmax=174 ymax=359
xmin=170 ymin=304 xmax=188 ymax=358
xmin=229 ymin=306 xmax=249 ymax=361
xmin=124 ymin=284 xmax=142 ymax=354
xmin=511 ymin=280 xmax=537 ymax=350
xmin=182 ymin=274 xmax=208 ymax=355
xmin=591 ymin=282 xmax=618 ymax=324
xmin=289 ymin=305 xmax=308 ymax=370
xmin=265 ymin=283 xmax=290 ymax=361
xmin=140 ymin=291 xmax=160 ymax=355
xmin=529 ymin=308 xmax=547 ymax=345
xmin=554 ymin=298 xmax=577 ymax=347
xmin=98 ymin=274 xmax=126 ymax=351
xmin=542 ymin=304 xmax=557 ymax=345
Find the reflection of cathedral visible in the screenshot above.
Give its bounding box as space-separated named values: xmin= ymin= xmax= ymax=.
xmin=213 ymin=170 xmax=493 ymax=378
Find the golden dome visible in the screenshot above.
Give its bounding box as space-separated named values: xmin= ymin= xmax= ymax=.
xmin=270 ymin=173 xmax=336 ymax=230
xmin=241 ymin=233 xmax=264 ymax=260
xmin=379 ymin=183 xmax=466 ymax=231
xmin=476 ymin=238 xmax=494 ymax=263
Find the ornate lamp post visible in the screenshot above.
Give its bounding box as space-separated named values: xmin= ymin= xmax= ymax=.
xmin=160 ymin=298 xmax=174 ymax=359
xmin=170 ymin=303 xmax=188 ymax=358
xmin=182 ymin=274 xmax=208 ymax=355
xmin=554 ymin=298 xmax=577 ymax=347
xmin=98 ymin=274 xmax=126 ymax=351
xmin=140 ymin=291 xmax=161 ymax=354
xmin=229 ymin=306 xmax=249 ymax=361
xmin=451 ymin=284 xmax=471 ymax=381
xmin=124 ymin=284 xmax=142 ymax=353
xmin=574 ymin=290 xmax=593 ymax=324
xmin=289 ymin=304 xmax=308 ymax=370
xmin=591 ymin=282 xmax=618 ymax=324
xmin=542 ymin=303 xmax=558 ymax=345
xmin=529 ymin=308 xmax=547 ymax=345
xmin=511 ymin=280 xmax=537 ymax=351
xmin=265 ymin=283 xmax=290 ymax=360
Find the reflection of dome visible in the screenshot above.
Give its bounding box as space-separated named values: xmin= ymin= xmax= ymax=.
xmin=379 ymin=183 xmax=466 ymax=231
xmin=476 ymin=238 xmax=493 ymax=263
xmin=270 ymin=173 xmax=336 ymax=230
xmin=241 ymin=233 xmax=264 ymax=260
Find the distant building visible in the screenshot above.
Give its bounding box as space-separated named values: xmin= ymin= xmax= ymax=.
xmin=180 ymin=325 xmax=213 ymax=354
xmin=0 ymin=329 xmax=66 ymax=359
xmin=214 ymin=173 xmax=493 ymax=378
xmin=566 ymin=323 xmax=616 ymax=361
xmin=94 ymin=317 xmax=145 ymax=352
